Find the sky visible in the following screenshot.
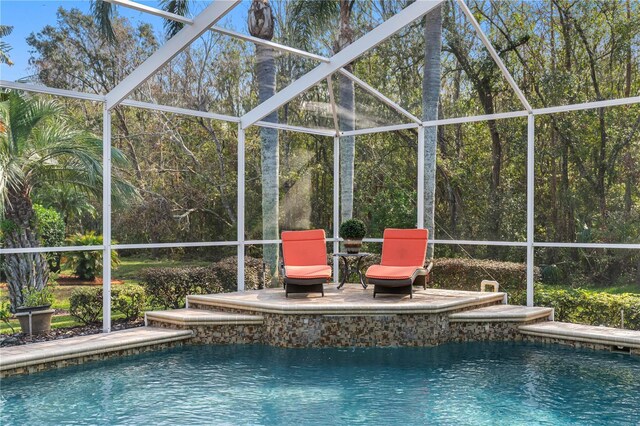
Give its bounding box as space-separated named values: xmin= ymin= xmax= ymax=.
xmin=0 ymin=0 xmax=250 ymax=82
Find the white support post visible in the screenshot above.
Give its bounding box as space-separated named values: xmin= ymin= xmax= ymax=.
xmin=333 ymin=136 xmax=340 ymax=283
xmin=417 ymin=126 xmax=425 ymax=228
xmin=105 ymin=0 xmax=239 ymax=109
xmin=102 ymin=105 xmax=112 ymax=332
xmin=241 ymin=0 xmax=443 ymax=128
xmin=526 ymin=114 xmax=535 ymax=307
xmin=237 ymin=125 xmax=245 ymax=291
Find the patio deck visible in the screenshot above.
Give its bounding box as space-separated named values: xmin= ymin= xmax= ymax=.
xmin=186 ymin=285 xmax=507 ymax=315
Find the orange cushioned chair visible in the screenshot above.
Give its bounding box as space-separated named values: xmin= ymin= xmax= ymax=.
xmin=280 ymin=229 xmax=331 ymax=297
xmin=365 ymin=228 xmax=432 ymax=298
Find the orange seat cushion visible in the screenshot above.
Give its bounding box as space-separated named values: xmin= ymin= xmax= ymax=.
xmin=282 ymin=229 xmax=328 ymax=267
xmin=365 ymin=265 xmax=419 ymax=280
xmin=285 ymin=265 xmax=332 ymax=279
xmin=380 ymin=228 xmax=428 ymax=267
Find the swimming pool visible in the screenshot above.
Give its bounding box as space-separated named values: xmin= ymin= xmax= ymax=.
xmin=1 ymin=342 xmax=639 ymax=425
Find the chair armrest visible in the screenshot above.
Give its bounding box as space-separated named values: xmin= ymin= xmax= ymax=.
xmin=425 ymin=261 xmax=433 ymax=274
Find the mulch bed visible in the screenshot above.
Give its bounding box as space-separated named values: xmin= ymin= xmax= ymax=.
xmin=0 ymin=319 xmax=145 ymax=348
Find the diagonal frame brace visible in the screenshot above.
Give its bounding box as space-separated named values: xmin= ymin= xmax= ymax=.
xmin=338 ymin=68 xmax=422 ymax=124
xmin=455 ymin=0 xmax=532 ymax=112
xmin=240 ymin=0 xmax=444 ymax=129
xmin=105 ymin=0 xmax=240 ymax=110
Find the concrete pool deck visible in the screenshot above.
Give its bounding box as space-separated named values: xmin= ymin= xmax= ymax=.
xmin=2 ymin=286 xmax=639 ymax=377
xmin=0 ymin=327 xmax=192 ymax=377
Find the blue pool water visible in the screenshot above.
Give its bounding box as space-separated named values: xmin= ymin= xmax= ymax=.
xmin=1 ymin=342 xmax=639 ymax=425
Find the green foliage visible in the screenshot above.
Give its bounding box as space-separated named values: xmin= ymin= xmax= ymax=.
xmin=339 ymin=219 xmax=367 ymax=239
xmin=511 ymin=285 xmax=640 ymax=331
xmin=69 ymin=287 xmax=102 ymax=324
xmin=21 ymin=286 xmax=55 ymax=308
xmin=111 ymin=284 xmax=146 ymax=321
xmin=63 ymin=232 xmax=120 ymax=280
xmin=431 ymin=258 xmax=539 ymax=301
xmin=141 ymin=256 xmax=267 ymax=309
xmin=33 ymin=204 xmax=65 ymax=247
xmin=0 ymin=299 xmax=15 ymax=333
xmin=540 ymin=264 xmax=561 ymax=285
xmin=33 ymin=204 xmax=66 ymax=271
xmin=69 ymin=284 xmax=147 ymax=324
xmin=141 ymin=267 xmax=227 ymax=310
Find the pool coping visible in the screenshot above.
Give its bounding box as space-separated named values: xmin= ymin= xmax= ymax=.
xmin=0 ymin=326 xmax=193 ymax=373
xmin=187 ymin=288 xmax=507 ymax=315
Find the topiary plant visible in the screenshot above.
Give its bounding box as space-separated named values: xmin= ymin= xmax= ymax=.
xmin=339 ymin=219 xmax=367 ymax=240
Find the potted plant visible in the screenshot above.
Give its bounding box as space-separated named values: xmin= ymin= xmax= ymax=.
xmin=15 ymin=286 xmax=55 ymax=335
xmin=340 ymin=219 xmax=367 ymax=254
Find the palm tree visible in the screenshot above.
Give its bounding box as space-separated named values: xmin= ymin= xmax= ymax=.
xmin=0 ymin=91 xmax=135 ymax=310
xmin=422 ymin=5 xmax=442 ymax=259
xmin=91 ymin=0 xmax=282 ymax=285
xmin=247 ymin=0 xmax=280 ymax=286
xmin=0 ymin=25 xmax=14 ymax=66
xmin=288 ymin=0 xmax=359 ymax=222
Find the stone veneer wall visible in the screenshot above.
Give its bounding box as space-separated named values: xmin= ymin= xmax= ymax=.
xmin=1 ymin=340 xmax=185 ymax=378
xmin=521 ymin=335 xmax=640 ymax=355
xmin=146 ymin=319 xmax=263 ymax=345
xmin=189 ymin=301 xmax=499 ymax=348
xmin=449 ymin=318 xmax=549 ymax=343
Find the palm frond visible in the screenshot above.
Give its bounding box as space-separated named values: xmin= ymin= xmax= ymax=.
xmin=0 ymin=25 xmax=13 ymax=38
xmin=286 ymin=0 xmax=338 ymax=51
xmin=159 ymin=0 xmax=190 ymax=37
xmin=90 ymin=0 xmax=117 ymax=44
xmin=0 ymin=90 xmax=139 ymax=218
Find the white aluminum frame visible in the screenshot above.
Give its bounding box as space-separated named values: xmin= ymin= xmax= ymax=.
xmin=1 ymin=0 xmax=639 ymax=333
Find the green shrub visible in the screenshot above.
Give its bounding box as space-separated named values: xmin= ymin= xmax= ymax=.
xmin=430 ymin=258 xmax=540 ymax=301
xmin=69 ymin=284 xmax=147 ymax=325
xmin=0 ymin=299 xmax=15 ymax=333
xmin=63 ymin=232 xmax=119 ymax=280
xmin=339 ymin=219 xmax=367 ymax=239
xmin=511 ymin=284 xmax=640 ymax=330
xmin=112 ymin=284 xmax=146 ymax=320
xmin=69 ymin=287 xmax=103 ymax=324
xmin=33 ymin=204 xmax=65 ymax=272
xmin=141 ymin=256 xmax=268 ymax=309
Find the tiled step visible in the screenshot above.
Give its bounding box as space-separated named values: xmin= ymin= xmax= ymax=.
xmin=449 ymin=304 xmax=553 ymax=323
xmin=145 ymin=308 xmax=264 ymax=326
xmin=0 ymin=327 xmax=193 ymax=372
xmin=519 ymin=321 xmax=640 ymax=349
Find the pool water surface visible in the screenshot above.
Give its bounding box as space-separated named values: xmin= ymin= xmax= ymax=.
xmin=1 ymin=342 xmax=639 ymax=425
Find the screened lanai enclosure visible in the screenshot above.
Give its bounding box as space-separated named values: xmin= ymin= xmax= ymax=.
xmin=1 ymin=0 xmax=639 ymax=333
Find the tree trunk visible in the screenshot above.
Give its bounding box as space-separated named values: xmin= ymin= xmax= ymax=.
xmin=249 ymin=0 xmax=279 ymax=286
xmin=339 ymin=71 xmax=355 ymax=222
xmin=422 ymin=4 xmax=442 ymax=260
xmin=337 ymin=1 xmax=355 ymax=223
xmin=256 ymin=44 xmax=279 ymax=286
xmin=4 ymin=186 xmax=49 ymax=311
